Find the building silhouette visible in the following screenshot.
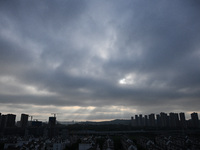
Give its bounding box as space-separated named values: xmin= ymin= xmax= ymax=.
xmin=144 ymin=115 xmax=148 ymax=126
xmin=135 ymin=115 xmax=139 ymax=127
xmin=48 ymin=117 xmax=57 ymax=138
xmin=174 ymin=113 xmax=179 ymax=127
xmin=149 ymin=114 xmax=155 ymax=127
xmin=0 ymin=114 xmax=16 ymax=128
xmin=131 ymin=112 xmax=199 ymax=129
xmin=169 ymin=112 xmax=178 ymax=127
xmin=0 ymin=115 xmax=6 ymax=128
xmin=49 ymin=117 xmax=56 ymax=127
xmin=179 ymin=112 xmax=186 ymax=128
xmin=156 ymin=114 xmax=161 ymax=127
xmin=0 ymin=113 xmax=1 ymax=126
xmin=160 ymin=112 xmax=168 ymax=127
xmin=6 ymin=114 xmax=16 ymax=127
xmin=139 ymin=114 xmax=143 ymax=127
xmin=20 ymin=114 xmax=29 ymax=128
xmin=191 ymin=112 xmax=199 ymax=128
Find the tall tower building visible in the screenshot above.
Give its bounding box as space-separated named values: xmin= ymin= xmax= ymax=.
xmin=149 ymin=114 xmax=155 ymax=127
xmin=0 ymin=113 xmax=1 ymax=126
xmin=131 ymin=117 xmax=134 ymax=126
xmin=139 ymin=114 xmax=143 ymax=127
xmin=160 ymin=112 xmax=168 ymax=127
xmin=191 ymin=112 xmax=199 ymax=128
xmin=156 ymin=114 xmax=161 ymax=127
xmin=139 ymin=114 xmax=142 ymax=127
xmin=169 ymin=112 xmax=176 ymax=127
xmin=179 ymin=112 xmax=186 ymax=128
xmin=49 ymin=117 xmax=56 ymax=127
xmin=135 ymin=115 xmax=139 ymax=127
xmin=5 ymin=114 xmax=16 ymax=127
xmin=174 ymin=113 xmax=179 ymax=127
xmin=20 ymin=114 xmax=29 ymax=128
xmin=144 ymin=115 xmax=148 ymax=127
xmin=48 ymin=117 xmax=57 ymax=138
xmin=0 ymin=115 xmax=6 ymax=128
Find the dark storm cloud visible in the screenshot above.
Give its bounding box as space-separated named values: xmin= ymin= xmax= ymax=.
xmin=0 ymin=0 xmax=200 ymax=120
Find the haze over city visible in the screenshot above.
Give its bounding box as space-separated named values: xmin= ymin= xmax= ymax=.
xmin=0 ymin=0 xmax=200 ymax=121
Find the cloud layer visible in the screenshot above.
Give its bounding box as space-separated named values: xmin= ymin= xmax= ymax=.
xmin=0 ymin=0 xmax=200 ymax=121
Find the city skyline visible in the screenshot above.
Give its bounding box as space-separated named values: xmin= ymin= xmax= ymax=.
xmin=0 ymin=0 xmax=200 ymax=121
xmin=0 ymin=111 xmax=199 ymax=124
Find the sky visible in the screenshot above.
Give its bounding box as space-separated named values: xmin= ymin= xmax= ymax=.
xmin=0 ymin=0 xmax=200 ymax=122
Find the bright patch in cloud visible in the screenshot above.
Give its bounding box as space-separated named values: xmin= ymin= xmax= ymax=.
xmin=119 ymin=74 xmax=135 ymax=85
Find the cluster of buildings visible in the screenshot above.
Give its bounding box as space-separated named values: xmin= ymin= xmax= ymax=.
xmin=0 ymin=112 xmax=199 ymax=150
xmin=78 ymin=136 xmax=97 ymax=150
xmin=0 ymin=113 xmax=62 ymax=139
xmin=1 ymin=135 xmax=128 ymax=150
xmin=131 ymin=112 xmax=199 ymax=128
xmin=121 ymin=136 xmax=137 ymax=150
xmin=0 ymin=114 xmax=17 ymax=128
xmin=78 ymin=135 xmax=135 ymax=150
xmin=1 ymin=136 xmax=69 ymax=150
xmin=0 ymin=113 xmax=70 ymax=149
xmin=5 ymin=134 xmax=196 ymax=150
xmin=0 ymin=113 xmax=57 ymax=129
xmin=136 ymin=135 xmax=200 ymax=150
xmin=0 ymin=112 xmax=199 ymax=130
xmin=102 ymin=138 xmax=114 ymax=150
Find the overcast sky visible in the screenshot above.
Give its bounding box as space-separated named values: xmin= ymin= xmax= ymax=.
xmin=0 ymin=0 xmax=200 ymax=121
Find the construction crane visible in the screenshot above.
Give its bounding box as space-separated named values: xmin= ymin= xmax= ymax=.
xmin=28 ymin=115 xmax=39 ymax=121
xmin=28 ymin=115 xmax=33 ymax=121
xmin=51 ymin=113 xmax=61 ymax=118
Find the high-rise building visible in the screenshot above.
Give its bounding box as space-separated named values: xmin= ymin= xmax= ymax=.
xmin=6 ymin=114 xmax=16 ymax=127
xmin=20 ymin=114 xmax=29 ymax=128
xmin=0 ymin=113 xmax=1 ymax=126
xmin=144 ymin=115 xmax=148 ymax=127
xmin=169 ymin=112 xmax=176 ymax=127
xmin=166 ymin=115 xmax=170 ymax=127
xmin=156 ymin=114 xmax=161 ymax=127
xmin=135 ymin=115 xmax=139 ymax=127
xmin=131 ymin=117 xmax=135 ymax=126
xmin=174 ymin=113 xmax=179 ymax=127
xmin=139 ymin=114 xmax=143 ymax=127
xmin=149 ymin=114 xmax=155 ymax=127
xmin=0 ymin=114 xmax=16 ymax=128
xmin=191 ymin=112 xmax=199 ymax=128
xmin=160 ymin=112 xmax=168 ymax=127
xmin=0 ymin=115 xmax=6 ymax=128
xmin=179 ymin=112 xmax=186 ymax=128
xmin=49 ymin=117 xmax=56 ymax=127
